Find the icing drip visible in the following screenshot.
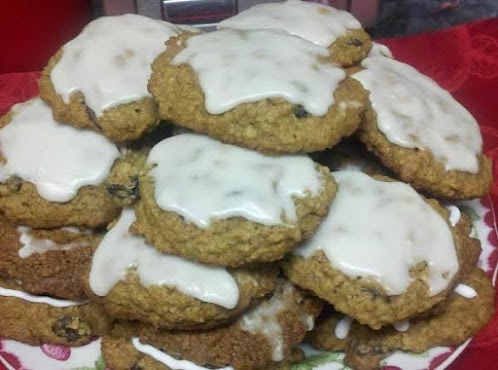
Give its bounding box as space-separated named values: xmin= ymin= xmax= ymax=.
xmin=334 ymin=316 xmax=352 ymax=339
xmin=455 ymin=284 xmax=478 ymax=299
xmin=445 ymin=205 xmax=461 ymax=227
xmin=17 ymin=226 xmax=88 ymax=259
xmin=352 ymin=57 xmax=482 ymax=173
xmin=89 ymin=208 xmax=239 ymax=309
xmin=239 ymin=283 xmax=312 ymax=362
xmin=0 ymin=286 xmax=86 ymax=307
xmin=51 ymin=14 xmax=182 ymax=117
xmin=393 ymin=320 xmax=410 ymax=332
xmin=295 ymin=171 xmax=459 ymax=296
xmin=217 ymin=0 xmax=360 ymax=47
xmin=132 ymin=338 xmax=234 ymax=370
xmin=148 ymin=133 xmax=323 ymax=228
xmin=368 ymin=42 xmax=393 ymax=58
xmin=172 ymin=29 xmax=345 ymax=116
xmin=0 ymin=98 xmax=120 ymax=202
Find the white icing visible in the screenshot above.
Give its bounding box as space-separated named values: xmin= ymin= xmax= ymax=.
xmin=368 ymin=42 xmax=393 ymax=58
xmin=393 ymin=320 xmax=410 ymax=332
xmin=132 ymin=337 xmax=234 ymax=370
xmin=352 ymin=57 xmax=482 ymax=173
xmin=455 ymin=284 xmax=478 ymax=299
xmin=334 ymin=316 xmax=352 ymax=339
xmin=445 ymin=205 xmax=461 ymax=227
xmin=0 ymin=286 xmax=86 ymax=307
xmin=239 ymin=282 xmax=312 ymax=362
xmin=51 ymin=14 xmax=183 ymax=117
xmin=217 ymin=0 xmax=361 ymax=47
xmin=17 ymin=226 xmax=88 ymax=259
xmin=295 ymin=171 xmax=459 ymax=296
xmin=0 ymin=98 xmax=120 ymax=202
xmin=89 ymin=208 xmax=239 ymax=309
xmin=172 ymin=28 xmax=345 ymax=116
xmin=148 ymin=133 xmax=323 ymax=228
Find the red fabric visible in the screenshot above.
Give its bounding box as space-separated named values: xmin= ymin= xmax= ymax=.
xmin=0 ymin=18 xmax=497 ymax=370
xmin=379 ymin=19 xmax=498 ymax=370
xmin=0 ymin=0 xmax=91 ymax=73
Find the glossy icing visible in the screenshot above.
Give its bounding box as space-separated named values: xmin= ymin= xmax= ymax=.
xmin=17 ymin=226 xmax=88 ymax=259
xmin=0 ymin=98 xmax=120 ymax=202
xmin=132 ymin=338 xmax=234 ymax=370
xmin=295 ymin=171 xmax=459 ymax=296
xmin=455 ymin=283 xmax=477 ymax=298
xmin=334 ymin=316 xmax=352 ymax=339
xmin=148 ymin=133 xmax=323 ymax=228
xmin=89 ymin=208 xmax=239 ymax=309
xmin=393 ymin=319 xmax=410 ymax=332
xmin=172 ymin=29 xmax=345 ymax=116
xmin=217 ymin=0 xmax=360 ymax=47
xmin=368 ymin=42 xmax=393 ymax=58
xmin=51 ymin=14 xmax=182 ymax=116
xmin=445 ymin=205 xmax=461 ymax=227
xmin=239 ymin=283 xmax=313 ymax=361
xmin=352 ymin=56 xmax=482 ymax=173
xmin=0 ymin=286 xmax=86 ymax=307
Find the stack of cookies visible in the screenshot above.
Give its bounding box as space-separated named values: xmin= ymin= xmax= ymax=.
xmin=0 ymin=1 xmax=494 ymax=370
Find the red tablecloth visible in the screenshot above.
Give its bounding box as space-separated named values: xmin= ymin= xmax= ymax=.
xmin=0 ymin=18 xmax=497 ymax=370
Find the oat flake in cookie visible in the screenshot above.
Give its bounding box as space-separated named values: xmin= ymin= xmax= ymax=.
xmin=218 ymin=0 xmax=372 ymax=66
xmin=133 ymin=133 xmax=337 ymax=266
xmin=283 ymin=171 xmax=479 ymax=329
xmin=88 ymin=207 xmax=276 ymax=329
xmin=352 ymin=56 xmax=492 ymax=200
xmin=40 ymin=14 xmax=188 ymax=143
xmin=149 ymin=29 xmax=367 ymax=153
xmin=0 ymin=98 xmax=121 ymax=228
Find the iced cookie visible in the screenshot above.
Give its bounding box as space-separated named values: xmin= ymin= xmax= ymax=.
xmin=133 ymin=133 xmax=337 ymax=267
xmin=87 ymin=208 xmax=278 ymax=329
xmin=39 ymin=14 xmax=191 ymax=143
xmin=0 ymin=98 xmax=122 ymax=228
xmin=149 ymin=29 xmax=367 ymax=154
xmin=0 ymin=215 xmax=100 ymax=300
xmin=352 ymin=56 xmax=492 ymax=200
xmin=102 ymin=282 xmax=322 ymax=370
xmin=0 ymin=278 xmax=112 ymax=346
xmin=282 ymin=171 xmax=481 ymax=329
xmin=218 ymin=0 xmax=372 ymax=67
xmin=308 ymin=269 xmax=494 ymax=370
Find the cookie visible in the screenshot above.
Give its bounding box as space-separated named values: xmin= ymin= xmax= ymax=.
xmin=0 ymin=278 xmax=112 ymax=346
xmin=39 ymin=14 xmax=190 ymax=143
xmin=218 ymin=0 xmax=372 ymax=67
xmin=86 ymin=208 xmax=278 ymax=329
xmin=308 ymin=269 xmax=494 ymax=370
xmin=102 ymin=282 xmax=322 ymax=370
xmin=282 ymin=171 xmax=481 ymax=329
xmin=149 ymin=30 xmax=367 ymax=154
xmin=133 ymin=133 xmax=337 ymax=267
xmin=352 ymin=56 xmax=492 ymax=200
xmin=0 ymin=98 xmax=122 ymax=228
xmin=0 ymin=215 xmax=100 ymax=300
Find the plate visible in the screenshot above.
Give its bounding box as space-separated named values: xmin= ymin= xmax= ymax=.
xmin=1 ymin=197 xmax=497 ymax=370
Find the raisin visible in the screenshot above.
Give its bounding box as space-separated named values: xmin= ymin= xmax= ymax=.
xmin=293 ymin=106 xmax=309 ymax=119
xmin=106 ymin=175 xmax=140 ymax=203
xmin=52 ymin=315 xmax=91 ymax=342
xmin=348 ymin=38 xmax=364 ymax=47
